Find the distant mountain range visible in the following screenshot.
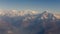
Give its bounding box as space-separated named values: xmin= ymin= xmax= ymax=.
xmin=0 ymin=10 xmax=39 ymax=17
xmin=0 ymin=10 xmax=60 ymax=19
xmin=0 ymin=11 xmax=60 ymax=34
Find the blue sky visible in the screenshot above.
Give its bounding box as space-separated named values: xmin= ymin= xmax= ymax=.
xmin=0 ymin=0 xmax=60 ymax=13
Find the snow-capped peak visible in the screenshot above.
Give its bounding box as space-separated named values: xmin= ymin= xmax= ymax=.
xmin=40 ymin=11 xmax=56 ymax=20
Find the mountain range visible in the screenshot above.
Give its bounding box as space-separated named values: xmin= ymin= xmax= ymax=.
xmin=0 ymin=10 xmax=60 ymax=34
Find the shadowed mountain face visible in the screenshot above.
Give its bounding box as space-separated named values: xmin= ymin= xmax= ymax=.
xmin=0 ymin=11 xmax=60 ymax=34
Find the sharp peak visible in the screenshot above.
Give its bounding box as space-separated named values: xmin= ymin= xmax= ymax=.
xmin=42 ymin=11 xmax=53 ymax=14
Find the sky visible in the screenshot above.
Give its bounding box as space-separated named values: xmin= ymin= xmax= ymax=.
xmin=0 ymin=0 xmax=60 ymax=13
